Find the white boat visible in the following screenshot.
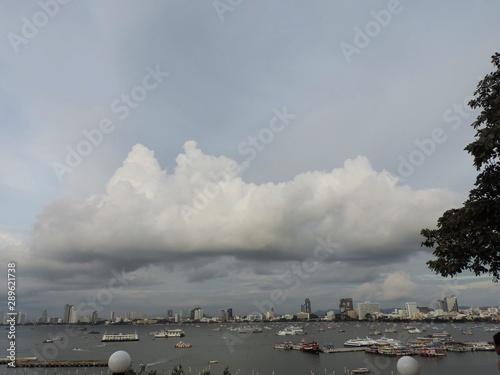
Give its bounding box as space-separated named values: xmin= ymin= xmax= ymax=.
xmin=101 ymin=332 xmax=139 ymax=342
xmin=174 ymin=341 xmax=192 ymax=348
xmin=276 ymin=326 xmax=305 ymax=336
xmin=408 ymin=328 xmax=421 ymax=334
xmin=351 ymin=368 xmax=370 ymax=374
xmin=374 ymin=336 xmax=401 ymax=346
xmin=154 ymin=329 xmax=185 ymax=338
xmin=238 ymin=326 xmax=263 ymax=333
xmin=344 ymin=337 xmax=377 ymax=347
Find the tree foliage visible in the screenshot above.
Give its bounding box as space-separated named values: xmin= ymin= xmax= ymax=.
xmin=421 ymin=52 xmax=500 ymax=280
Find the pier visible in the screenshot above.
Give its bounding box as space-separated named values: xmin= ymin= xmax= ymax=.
xmin=328 ymin=347 xmax=365 ymax=353
xmin=0 ymin=359 xmax=108 ymax=368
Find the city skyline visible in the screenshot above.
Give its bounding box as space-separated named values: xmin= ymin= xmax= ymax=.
xmin=1 ymin=2 xmax=500 ymax=319
xmin=7 ymin=293 xmax=497 ymax=324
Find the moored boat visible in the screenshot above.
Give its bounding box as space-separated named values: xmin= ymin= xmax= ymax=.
xmin=274 ymin=341 xmax=293 ymax=350
xmin=321 ymin=344 xmax=335 ymax=353
xmin=300 ymin=340 xmax=320 ymax=354
xmin=344 ymin=337 xmax=377 ymax=347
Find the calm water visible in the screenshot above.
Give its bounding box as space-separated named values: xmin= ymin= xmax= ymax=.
xmin=1 ymin=322 xmax=498 ymax=375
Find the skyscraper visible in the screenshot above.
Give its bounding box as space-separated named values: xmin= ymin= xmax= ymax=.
xmin=339 ymin=298 xmax=354 ymax=320
xmin=357 ymin=301 xmax=380 ymax=320
xmin=69 ymin=306 xmax=78 ymax=323
xmin=405 ymin=302 xmax=418 ymax=319
xmin=445 ymin=295 xmax=459 ymax=312
xmin=301 ymin=298 xmax=311 ymax=313
xmin=41 ymin=309 xmax=48 ymax=323
xmin=63 ymin=304 xmax=73 ymax=324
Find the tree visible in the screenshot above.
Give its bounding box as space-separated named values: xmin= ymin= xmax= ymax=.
xmin=171 ymin=365 xmax=185 ymax=375
xmin=421 ymin=52 xmax=500 ymax=279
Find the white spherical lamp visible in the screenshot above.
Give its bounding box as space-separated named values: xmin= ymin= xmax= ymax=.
xmin=396 ymin=356 xmax=419 ymax=375
xmin=108 ymin=350 xmax=132 ymax=374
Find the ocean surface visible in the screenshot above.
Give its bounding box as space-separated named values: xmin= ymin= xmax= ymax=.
xmin=1 ymin=322 xmax=499 ymax=375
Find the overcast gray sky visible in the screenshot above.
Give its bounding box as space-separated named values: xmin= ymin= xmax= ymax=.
xmin=1 ymin=0 xmax=499 ymax=320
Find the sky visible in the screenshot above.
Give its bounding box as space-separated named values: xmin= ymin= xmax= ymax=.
xmin=1 ymin=0 xmax=499 ymax=321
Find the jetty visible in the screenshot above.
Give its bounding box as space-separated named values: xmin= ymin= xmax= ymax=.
xmin=328 ymin=347 xmax=365 ymax=353
xmin=0 ymin=358 xmax=108 ymax=368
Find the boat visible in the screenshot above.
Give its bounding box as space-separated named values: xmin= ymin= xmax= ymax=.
xmin=238 ymin=326 xmax=263 ymax=334
xmin=374 ymin=336 xmax=400 ymax=346
xmin=276 ymin=326 xmax=305 ymax=336
xmin=154 ymin=329 xmax=185 ymax=338
xmin=274 ymin=341 xmax=293 ymax=350
xmin=462 ymin=330 xmax=473 ymax=335
xmin=384 ymin=328 xmax=398 ymax=333
xmin=369 ymin=330 xmax=382 ymax=336
xmin=174 ymin=341 xmax=192 ymax=348
xmin=344 ymin=337 xmax=377 ymax=347
xmin=321 ymin=344 xmax=335 ymax=353
xmin=42 ymin=339 xmax=53 ymax=343
xmin=300 ymin=340 xmax=320 ymax=354
xmin=419 ymin=348 xmax=446 ymax=357
xmin=101 ymin=332 xmax=139 ymax=342
xmin=408 ymin=328 xmax=422 ymax=334
xmin=351 ymin=368 xmax=370 ymax=374
xmin=208 ymin=360 xmax=218 ymax=364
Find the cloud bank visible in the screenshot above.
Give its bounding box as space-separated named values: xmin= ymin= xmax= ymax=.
xmin=7 ymin=141 xmax=457 ymax=283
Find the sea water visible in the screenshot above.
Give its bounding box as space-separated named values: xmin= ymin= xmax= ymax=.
xmin=1 ymin=322 xmax=497 ymax=375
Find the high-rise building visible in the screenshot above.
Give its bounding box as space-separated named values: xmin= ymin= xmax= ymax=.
xmin=357 ymin=301 xmax=380 ymax=320
xmin=110 ymin=311 xmax=115 ymax=321
xmin=167 ymin=309 xmax=173 ymax=318
xmin=445 ymin=295 xmax=458 ymax=312
xmin=405 ymin=302 xmax=418 ymax=319
xmin=63 ymin=304 xmax=73 ymax=324
xmin=41 ymin=309 xmax=48 ymax=323
xmin=91 ymin=311 xmax=99 ymax=323
xmin=69 ymin=306 xmax=78 ymax=323
xmin=436 ymin=299 xmax=446 ymax=311
xmin=339 ymin=298 xmax=354 ymax=320
xmin=227 ymin=308 xmax=233 ymax=320
xmin=190 ymin=307 xmax=203 ymax=320
xmin=220 ymin=310 xmax=228 ymax=322
xmin=303 ymin=298 xmax=311 ymax=314
xmin=17 ymin=312 xmax=28 ymax=324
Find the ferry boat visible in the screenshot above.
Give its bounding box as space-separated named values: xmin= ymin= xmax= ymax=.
xmin=101 ymin=332 xmax=139 ymax=342
xmin=276 ymin=326 xmax=305 ymax=336
xmin=344 ymin=337 xmax=377 ymax=347
xmin=154 ymin=329 xmax=185 ymax=338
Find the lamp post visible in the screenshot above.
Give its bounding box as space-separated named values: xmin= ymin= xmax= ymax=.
xmin=108 ymin=351 xmax=132 ymax=375
xmin=396 ymin=356 xmax=420 ymax=375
